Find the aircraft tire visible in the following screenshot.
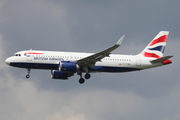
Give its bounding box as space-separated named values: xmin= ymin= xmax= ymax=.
xmin=79 ymin=78 xmax=85 ymax=84
xmin=26 ymin=75 xmax=30 ymax=79
xmin=85 ymin=73 xmax=91 ymax=79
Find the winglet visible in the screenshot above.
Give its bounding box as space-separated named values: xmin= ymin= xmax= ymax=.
xmin=116 ymin=35 xmax=125 ymax=46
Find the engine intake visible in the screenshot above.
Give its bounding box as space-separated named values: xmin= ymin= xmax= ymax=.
xmin=51 ymin=70 xmax=73 ymax=79
xmin=59 ymin=61 xmax=79 ymax=72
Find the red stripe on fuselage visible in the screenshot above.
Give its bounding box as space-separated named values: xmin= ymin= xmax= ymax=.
xmin=24 ymin=52 xmax=44 ymax=55
xmin=150 ymin=35 xmax=167 ymax=46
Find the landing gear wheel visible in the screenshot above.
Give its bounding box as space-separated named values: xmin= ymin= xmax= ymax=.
xmin=85 ymin=73 xmax=91 ymax=79
xmin=79 ymin=78 xmax=85 ymax=84
xmin=26 ymin=68 xmax=31 ymax=79
xmin=26 ymin=74 xmax=30 ymax=79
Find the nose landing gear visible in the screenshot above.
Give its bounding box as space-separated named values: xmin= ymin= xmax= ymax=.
xmin=26 ymin=68 xmax=31 ymax=79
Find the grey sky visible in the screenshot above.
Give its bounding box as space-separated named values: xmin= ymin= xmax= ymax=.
xmin=0 ymin=0 xmax=180 ymax=120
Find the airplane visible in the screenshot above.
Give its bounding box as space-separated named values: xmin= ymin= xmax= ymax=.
xmin=5 ymin=31 xmax=173 ymax=84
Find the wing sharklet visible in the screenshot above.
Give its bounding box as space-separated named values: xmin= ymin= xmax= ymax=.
xmin=116 ymin=35 xmax=125 ymax=46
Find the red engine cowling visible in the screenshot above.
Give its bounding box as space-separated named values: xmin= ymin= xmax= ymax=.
xmin=51 ymin=70 xmax=73 ymax=79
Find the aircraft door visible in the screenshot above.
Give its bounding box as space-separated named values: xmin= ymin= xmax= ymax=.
xmin=27 ymin=54 xmax=32 ymax=61
xmin=136 ymin=56 xmax=141 ymax=66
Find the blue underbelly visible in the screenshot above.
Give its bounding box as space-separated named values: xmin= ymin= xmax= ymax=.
xmin=10 ymin=62 xmax=141 ymax=72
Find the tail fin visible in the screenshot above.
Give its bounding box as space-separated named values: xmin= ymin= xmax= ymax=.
xmin=140 ymin=31 xmax=169 ymax=59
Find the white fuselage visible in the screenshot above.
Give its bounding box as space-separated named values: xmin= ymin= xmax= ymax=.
xmin=5 ymin=50 xmax=162 ymax=73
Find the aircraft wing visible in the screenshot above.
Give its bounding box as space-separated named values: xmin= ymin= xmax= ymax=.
xmin=77 ymin=35 xmax=125 ymax=68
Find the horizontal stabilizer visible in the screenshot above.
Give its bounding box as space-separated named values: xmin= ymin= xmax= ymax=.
xmin=150 ymin=56 xmax=173 ymax=64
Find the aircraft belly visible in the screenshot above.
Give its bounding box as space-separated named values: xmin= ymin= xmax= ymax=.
xmin=101 ymin=66 xmax=141 ymax=72
xmin=93 ymin=59 xmax=139 ymax=72
xmin=10 ymin=62 xmax=58 ymax=70
xmin=89 ymin=65 xmax=141 ymax=73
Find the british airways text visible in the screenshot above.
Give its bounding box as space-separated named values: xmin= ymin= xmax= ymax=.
xmin=34 ymin=57 xmax=64 ymax=61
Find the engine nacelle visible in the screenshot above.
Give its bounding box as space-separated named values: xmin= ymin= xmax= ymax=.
xmin=51 ymin=70 xmax=73 ymax=79
xmin=59 ymin=61 xmax=79 ymax=72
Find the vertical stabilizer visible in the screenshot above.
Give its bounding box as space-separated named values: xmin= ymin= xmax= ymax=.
xmin=140 ymin=31 xmax=169 ymax=59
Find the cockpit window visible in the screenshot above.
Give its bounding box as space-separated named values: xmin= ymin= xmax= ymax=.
xmin=15 ymin=54 xmax=21 ymax=56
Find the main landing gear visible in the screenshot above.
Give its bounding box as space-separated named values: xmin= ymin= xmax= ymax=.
xmin=78 ymin=72 xmax=91 ymax=84
xmin=85 ymin=73 xmax=91 ymax=79
xmin=79 ymin=78 xmax=85 ymax=84
xmin=26 ymin=68 xmax=31 ymax=79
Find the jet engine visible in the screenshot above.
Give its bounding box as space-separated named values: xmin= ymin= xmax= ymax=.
xmin=51 ymin=70 xmax=73 ymax=79
xmin=59 ymin=61 xmax=79 ymax=72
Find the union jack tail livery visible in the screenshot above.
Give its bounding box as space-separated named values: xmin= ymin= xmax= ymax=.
xmin=140 ymin=31 xmax=169 ymax=59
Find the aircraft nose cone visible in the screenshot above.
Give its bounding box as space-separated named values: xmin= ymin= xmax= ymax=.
xmin=5 ymin=58 xmax=11 ymax=65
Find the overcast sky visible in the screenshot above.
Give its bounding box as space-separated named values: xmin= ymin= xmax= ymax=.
xmin=0 ymin=0 xmax=180 ymax=120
